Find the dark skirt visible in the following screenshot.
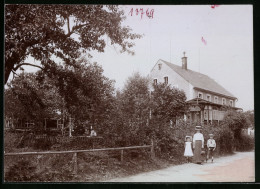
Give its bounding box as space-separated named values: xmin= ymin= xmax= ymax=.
xmin=193 ymin=140 xmax=203 ymax=163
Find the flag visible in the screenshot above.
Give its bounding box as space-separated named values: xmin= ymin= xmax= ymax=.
xmin=211 ymin=5 xmax=220 ymax=9
xmin=201 ymin=37 xmax=207 ymax=45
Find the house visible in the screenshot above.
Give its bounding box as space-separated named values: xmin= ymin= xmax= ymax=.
xmin=149 ymin=52 xmax=242 ymax=125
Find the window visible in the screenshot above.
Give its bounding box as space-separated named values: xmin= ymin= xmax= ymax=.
xmin=222 ymin=98 xmax=226 ymax=105
xmin=214 ymin=96 xmax=218 ymax=104
xmin=230 ymin=100 xmax=233 ymax=107
xmin=153 ymin=79 xmax=157 ymax=85
xmin=164 ymin=76 xmax=168 ymax=84
xmin=206 ymin=94 xmax=211 ymax=102
xmin=158 ymin=63 xmax=162 ymax=70
xmin=198 ymin=92 xmax=203 ymax=99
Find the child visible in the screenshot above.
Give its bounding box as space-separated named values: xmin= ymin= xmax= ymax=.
xmin=184 ymin=136 xmax=193 ymax=163
xmin=207 ymin=134 xmax=216 ymax=163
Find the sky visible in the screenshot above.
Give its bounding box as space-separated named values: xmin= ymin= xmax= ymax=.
xmin=20 ymin=5 xmax=254 ymax=111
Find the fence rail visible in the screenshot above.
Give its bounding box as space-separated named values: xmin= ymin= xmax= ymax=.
xmin=4 ymin=140 xmax=155 ymax=174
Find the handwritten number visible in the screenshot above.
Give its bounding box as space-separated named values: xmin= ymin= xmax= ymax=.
xmin=146 ymin=8 xmax=150 ymax=17
xmin=129 ymin=8 xmax=133 ymax=16
xmin=150 ymin=9 xmax=154 ymax=18
xmin=129 ymin=8 xmax=154 ymax=19
xmin=135 ymin=8 xmax=139 ymax=15
xmin=140 ymin=8 xmax=144 ymax=19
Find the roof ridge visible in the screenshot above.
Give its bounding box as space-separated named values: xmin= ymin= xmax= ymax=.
xmin=159 ymin=59 xmax=236 ymax=98
xmin=160 ymin=59 xmax=210 ymax=78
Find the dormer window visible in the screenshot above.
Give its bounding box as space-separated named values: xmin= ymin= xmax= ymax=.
xmin=158 ymin=63 xmax=162 ymax=70
xmin=154 ymin=79 xmax=157 ymax=85
xmin=206 ymin=94 xmax=211 ymax=102
xmin=198 ymin=92 xmax=203 ymax=99
xmin=230 ymin=100 xmax=233 ymax=107
xmin=222 ymin=98 xmax=226 ymax=105
xmin=214 ymin=96 xmax=218 ymax=104
xmin=164 ymin=76 xmax=168 ymax=84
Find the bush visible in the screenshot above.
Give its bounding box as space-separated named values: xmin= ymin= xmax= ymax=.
xmin=147 ymin=120 xmax=236 ymax=162
xmin=33 ymin=138 xmax=52 ymax=150
xmin=73 ymin=125 xmax=85 ymax=136
xmin=5 ymin=160 xmax=38 ymax=182
xmin=222 ymin=110 xmax=253 ymax=152
xmin=235 ymin=134 xmax=254 ymax=151
xmin=216 ymin=127 xmax=234 ymax=154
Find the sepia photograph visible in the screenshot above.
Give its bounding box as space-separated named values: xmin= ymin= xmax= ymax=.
xmin=3 ymin=4 xmax=254 ymax=182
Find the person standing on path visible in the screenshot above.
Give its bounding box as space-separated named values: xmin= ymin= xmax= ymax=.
xmin=184 ymin=136 xmax=194 ymax=163
xmin=193 ymin=126 xmax=204 ymax=164
xmin=206 ymin=134 xmax=216 ymax=163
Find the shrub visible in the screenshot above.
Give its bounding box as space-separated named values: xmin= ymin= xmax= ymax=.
xmin=73 ymin=125 xmax=85 ymax=136
xmin=216 ymin=127 xmax=234 ymax=154
xmin=222 ymin=110 xmax=253 ymax=151
xmin=5 ymin=160 xmax=38 ymax=182
xmin=33 ymin=138 xmax=52 ymax=150
xmin=235 ymin=133 xmax=254 ymax=151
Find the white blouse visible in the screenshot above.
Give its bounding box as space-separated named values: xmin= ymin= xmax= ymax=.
xmin=193 ymin=133 xmax=204 ymax=146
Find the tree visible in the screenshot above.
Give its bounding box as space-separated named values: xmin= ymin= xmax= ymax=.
xmin=105 ymin=72 xmax=151 ymax=146
xmin=119 ymin=72 xmax=151 ymax=125
xmin=5 ymin=57 xmax=116 ymax=133
xmin=5 ymin=5 xmax=141 ymax=84
xmin=4 ymin=72 xmax=59 ymax=122
xmin=151 ymin=83 xmax=187 ymax=122
xmin=223 ymin=110 xmax=249 ymax=132
xmin=222 ymin=110 xmax=250 ymax=147
xmin=244 ymin=110 xmax=254 ymax=128
xmin=39 ymin=57 xmax=115 ymax=126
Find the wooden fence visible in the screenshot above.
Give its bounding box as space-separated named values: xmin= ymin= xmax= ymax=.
xmin=4 ymin=140 xmax=155 ymax=174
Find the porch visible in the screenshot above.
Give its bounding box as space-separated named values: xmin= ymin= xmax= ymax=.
xmin=186 ymin=98 xmax=242 ymax=126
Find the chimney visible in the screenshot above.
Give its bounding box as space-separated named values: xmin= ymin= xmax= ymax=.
xmin=182 ymin=51 xmax=187 ymax=70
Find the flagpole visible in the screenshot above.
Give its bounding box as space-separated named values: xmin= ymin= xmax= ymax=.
xmin=199 ymin=47 xmax=200 ymax=73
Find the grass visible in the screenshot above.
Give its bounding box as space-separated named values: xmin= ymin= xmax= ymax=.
xmin=4 ymin=131 xmax=175 ymax=182
xmin=4 ymin=130 xmax=249 ymax=182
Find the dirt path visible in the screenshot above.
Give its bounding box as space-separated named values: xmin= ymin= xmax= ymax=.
xmin=107 ymin=151 xmax=254 ymax=182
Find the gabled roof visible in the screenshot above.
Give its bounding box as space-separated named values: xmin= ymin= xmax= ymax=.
xmin=160 ymin=59 xmax=236 ymax=99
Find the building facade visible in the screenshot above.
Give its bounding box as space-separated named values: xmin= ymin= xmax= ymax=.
xmin=149 ymin=53 xmax=241 ymax=125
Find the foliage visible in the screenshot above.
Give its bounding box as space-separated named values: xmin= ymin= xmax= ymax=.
xmin=222 ymin=110 xmax=250 ymax=150
xmin=73 ymin=125 xmax=85 ymax=136
xmin=235 ymin=134 xmax=254 ymax=151
xmin=5 ymin=160 xmax=38 ymax=182
xmin=103 ymin=73 xmax=188 ymax=148
xmin=223 ymin=110 xmax=249 ymax=132
xmin=151 ymin=121 xmax=236 ymax=160
xmin=40 ymin=57 xmax=115 ymax=124
xmin=33 ymin=139 xmax=52 ymax=150
xmin=119 ymin=72 xmax=150 ymax=123
xmin=5 ymin=4 xmax=142 ymax=84
xmin=215 ymin=126 xmax=234 ymax=154
xmin=244 ymin=110 xmax=254 ymax=128
xmin=4 ymin=73 xmax=56 ymax=122
xmin=151 ymin=83 xmax=187 ymax=122
xmin=104 ymin=72 xmax=150 ymax=146
xmin=5 ymin=58 xmax=115 ymax=134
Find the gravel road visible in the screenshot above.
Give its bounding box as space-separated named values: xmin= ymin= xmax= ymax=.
xmin=107 ymin=151 xmax=255 ymax=182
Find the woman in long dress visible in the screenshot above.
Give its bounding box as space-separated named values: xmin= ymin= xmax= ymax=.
xmin=193 ymin=126 xmax=204 ymax=164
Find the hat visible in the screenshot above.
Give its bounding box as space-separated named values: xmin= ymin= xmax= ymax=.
xmin=185 ymin=136 xmax=192 ymax=141
xmin=195 ymin=126 xmax=202 ymax=130
xmin=209 ymin=134 xmax=214 ymax=137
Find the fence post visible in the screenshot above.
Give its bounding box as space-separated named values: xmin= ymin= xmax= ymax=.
xmin=73 ymin=152 xmax=77 ymax=174
xmin=151 ymin=139 xmax=155 ymax=159
xmin=121 ymin=150 xmax=124 ymax=162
